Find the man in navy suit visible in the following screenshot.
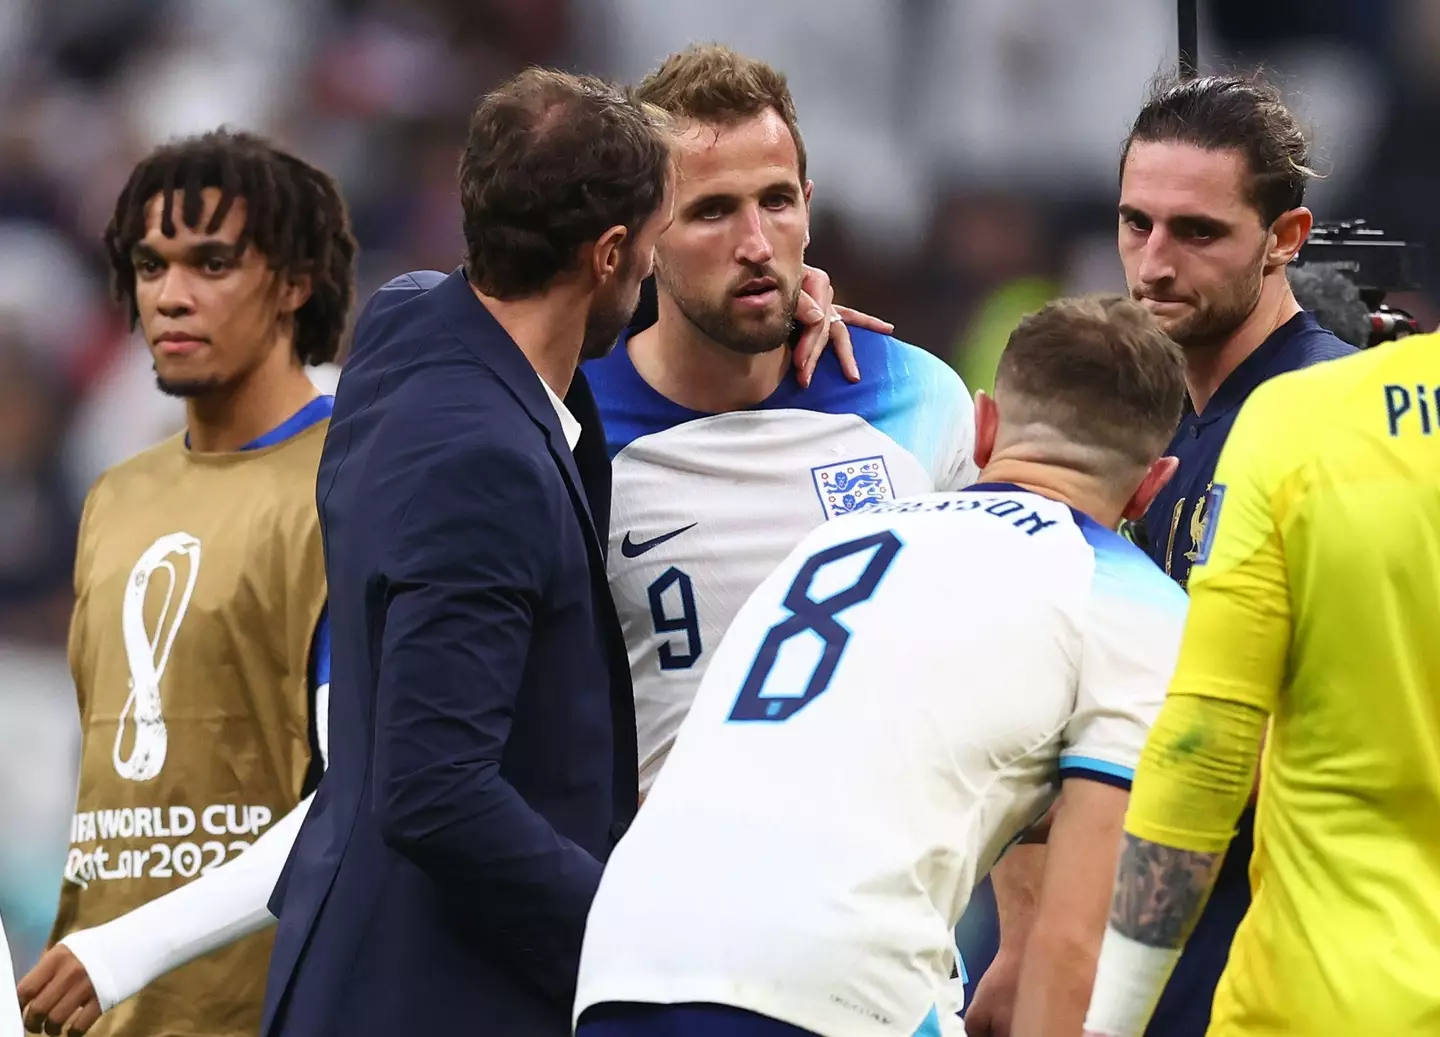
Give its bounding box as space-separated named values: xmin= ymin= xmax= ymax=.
xmin=260 ymin=68 xmax=675 ymax=1037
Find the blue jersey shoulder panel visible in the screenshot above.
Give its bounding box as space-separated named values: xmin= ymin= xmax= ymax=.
xmin=1071 ymin=507 xmax=1188 ymax=616
xmin=585 ymin=327 xmax=966 ymax=462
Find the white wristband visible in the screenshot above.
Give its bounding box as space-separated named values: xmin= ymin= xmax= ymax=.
xmin=1082 ymin=927 xmax=1182 ymax=1037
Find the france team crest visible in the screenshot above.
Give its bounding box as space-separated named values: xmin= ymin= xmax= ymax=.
xmin=811 ymin=455 xmax=895 ymax=519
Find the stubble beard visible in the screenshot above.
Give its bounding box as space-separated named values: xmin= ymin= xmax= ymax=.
xmin=1160 ymin=254 xmax=1268 ymax=351
xmin=660 ymin=266 xmax=801 ymax=356
xmin=581 ymin=284 xmax=639 ymax=361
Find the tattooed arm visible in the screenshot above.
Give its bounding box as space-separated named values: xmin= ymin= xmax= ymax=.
xmin=1081 ymin=693 xmax=1268 ymax=1037
xmin=1108 ymin=834 xmax=1224 ymax=949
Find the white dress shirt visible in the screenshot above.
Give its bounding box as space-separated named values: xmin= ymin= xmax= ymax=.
xmin=540 ymin=375 xmax=582 ymax=451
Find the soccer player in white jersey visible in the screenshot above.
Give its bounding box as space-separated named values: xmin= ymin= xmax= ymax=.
xmin=583 ymin=44 xmax=978 ymax=799
xmin=574 ymin=294 xmax=1189 ymax=1037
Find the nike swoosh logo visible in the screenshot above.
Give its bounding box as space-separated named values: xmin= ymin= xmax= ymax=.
xmin=621 ymin=523 xmax=697 ymax=558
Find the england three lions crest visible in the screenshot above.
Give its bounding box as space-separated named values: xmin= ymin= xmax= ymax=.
xmin=812 ymin=456 xmax=895 ymax=519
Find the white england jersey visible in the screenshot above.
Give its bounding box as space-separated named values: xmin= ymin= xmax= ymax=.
xmin=576 ymin=484 xmax=1188 ymax=1037
xmin=584 ymin=328 xmax=977 ymax=794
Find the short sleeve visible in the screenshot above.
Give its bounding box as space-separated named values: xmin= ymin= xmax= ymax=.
xmin=1062 ymin=527 xmax=1189 ymax=789
xmin=1171 ymin=384 xmax=1294 ymax=714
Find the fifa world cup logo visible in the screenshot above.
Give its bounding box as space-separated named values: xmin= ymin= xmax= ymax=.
xmin=114 ymin=532 xmax=202 ymax=782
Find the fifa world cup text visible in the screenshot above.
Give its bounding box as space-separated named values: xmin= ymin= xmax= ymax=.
xmin=63 ymin=803 xmax=274 ymax=887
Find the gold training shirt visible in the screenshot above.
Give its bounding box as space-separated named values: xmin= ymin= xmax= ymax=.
xmin=1171 ymin=333 xmax=1440 ymax=1036
xmin=53 ymin=412 xmax=328 ymax=1037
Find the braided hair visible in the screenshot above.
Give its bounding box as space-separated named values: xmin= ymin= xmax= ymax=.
xmin=105 ymin=128 xmax=357 ymax=366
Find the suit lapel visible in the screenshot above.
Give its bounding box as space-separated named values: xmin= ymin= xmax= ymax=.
xmin=565 ymin=369 xmax=612 ymax=551
xmin=432 ymin=270 xmax=600 ymax=543
xmin=432 ymin=270 xmax=637 ymax=817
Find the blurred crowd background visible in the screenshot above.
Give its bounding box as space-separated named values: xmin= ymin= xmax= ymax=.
xmin=3 ymin=0 xmax=1439 ymax=974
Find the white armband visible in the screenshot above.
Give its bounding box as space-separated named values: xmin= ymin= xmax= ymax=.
xmin=1082 ymin=927 xmax=1181 ymax=1037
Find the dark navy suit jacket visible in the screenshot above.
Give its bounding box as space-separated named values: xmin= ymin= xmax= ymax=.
xmin=261 ymin=269 xmax=637 ymax=1037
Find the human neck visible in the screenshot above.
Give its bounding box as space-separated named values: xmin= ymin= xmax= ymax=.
xmin=977 ymin=455 xmax=1128 ymax=531
xmin=627 ymin=292 xmax=791 ymax=413
xmin=471 ymin=281 xmax=587 ymax=398
xmin=186 ymin=346 xmax=317 ymax=454
xmin=1184 ymin=275 xmax=1301 ymax=415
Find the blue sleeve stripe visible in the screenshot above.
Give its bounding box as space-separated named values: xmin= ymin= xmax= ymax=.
xmin=1058 ymin=754 xmax=1135 ymax=782
xmin=309 ymin=607 xmax=331 ymax=689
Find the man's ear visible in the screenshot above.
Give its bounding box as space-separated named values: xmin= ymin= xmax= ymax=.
xmin=973 ymin=390 xmax=999 ymax=469
xmin=591 ymin=224 xmax=630 ymax=285
xmin=1122 ymin=455 xmax=1180 ymax=521
xmin=1269 ymin=206 xmax=1313 ymax=268
xmin=802 ymin=179 xmax=814 ymax=249
xmin=279 ymin=272 xmax=313 ymax=316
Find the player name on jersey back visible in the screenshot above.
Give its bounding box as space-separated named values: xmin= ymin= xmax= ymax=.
xmin=868 ymin=491 xmax=1062 ymax=533
xmin=577 ymin=486 xmax=1186 ymax=1037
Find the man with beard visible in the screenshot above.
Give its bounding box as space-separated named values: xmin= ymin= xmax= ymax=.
xmin=16 ymin=128 xmax=355 ymax=1037
xmin=1118 ymin=75 xmax=1355 ymax=592
xmin=13 ymin=58 xmax=881 ymax=1037
xmin=255 ymin=69 xmax=674 ymax=1037
xmin=584 ymin=44 xmax=978 ymax=803
xmin=1112 ymin=74 xmax=1354 ymax=1037
xmin=972 ymin=74 xmax=1358 ymax=1037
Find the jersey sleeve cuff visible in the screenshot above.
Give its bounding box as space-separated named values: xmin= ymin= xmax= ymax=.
xmin=1058 ymin=753 xmax=1135 ymax=791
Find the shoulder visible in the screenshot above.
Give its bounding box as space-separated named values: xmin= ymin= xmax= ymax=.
xmin=848 ymin=326 xmax=958 ymax=379
xmin=359 ymin=269 xmax=451 ymax=319
xmin=824 ymin=327 xmax=968 ymax=407
xmin=1071 ymin=509 xmax=1189 ymax=617
xmin=347 ymin=269 xmax=463 ymax=363
xmin=268 ymin=417 xmax=330 ymax=468
xmin=796 ymin=328 xmax=972 ymax=429
xmin=258 ymin=421 xmax=331 ymax=528
xmin=1231 ymin=319 xmax=1362 ymax=441
xmin=87 ymin=433 xmax=186 ymax=503
xmin=1246 ymin=337 xmax=1378 ymax=428
xmin=1288 ymin=319 xmax=1359 ymax=369
xmin=799 ymin=329 xmax=974 ymax=477
xmin=584 ymin=336 xmax=705 ymax=459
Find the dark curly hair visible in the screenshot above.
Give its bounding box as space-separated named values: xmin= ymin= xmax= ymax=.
xmin=105 ymin=128 xmax=357 ymax=366
xmin=459 ymin=68 xmax=672 ymax=299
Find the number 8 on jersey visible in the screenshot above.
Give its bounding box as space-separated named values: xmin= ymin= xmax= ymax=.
xmin=729 ymin=531 xmax=903 ymax=723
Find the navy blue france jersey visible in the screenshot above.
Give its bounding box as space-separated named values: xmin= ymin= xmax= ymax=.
xmin=1141 ymin=311 xmax=1354 ymax=588
xmin=1139 ymin=309 xmax=1354 ymax=1037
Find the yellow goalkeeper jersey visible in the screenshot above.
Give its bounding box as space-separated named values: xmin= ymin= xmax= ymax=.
xmin=1171 ymin=331 xmax=1440 ymax=1035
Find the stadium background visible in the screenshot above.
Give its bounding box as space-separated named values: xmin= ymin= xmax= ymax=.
xmin=1 ymin=0 xmax=1437 ymax=978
